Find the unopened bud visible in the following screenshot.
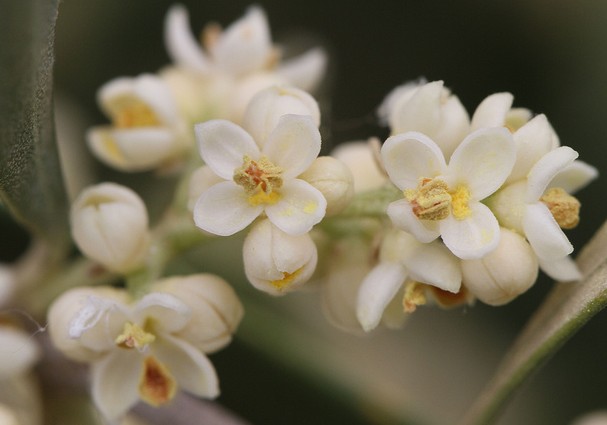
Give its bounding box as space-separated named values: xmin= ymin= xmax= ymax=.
xmin=299 ymin=156 xmax=354 ymax=216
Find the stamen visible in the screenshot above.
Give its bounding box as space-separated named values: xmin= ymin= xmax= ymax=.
xmin=540 ymin=187 xmax=580 ymax=229
xmin=114 ymin=101 xmax=160 ymax=128
xmin=139 ymin=356 xmax=177 ymax=407
xmin=115 ymin=322 xmax=156 ymax=350
xmin=234 ymin=156 xmax=284 ymax=205
xmin=404 ymin=178 xmax=451 ymax=221
xmin=270 ymin=268 xmax=303 ymax=291
xmin=403 ymin=281 xmax=427 ymax=313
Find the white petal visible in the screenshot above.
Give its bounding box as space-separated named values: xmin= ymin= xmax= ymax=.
xmin=132 ymin=75 xmax=179 ymax=126
xmin=386 ymin=199 xmax=440 ymax=243
xmin=377 ymin=80 xmax=421 ymax=126
xmin=91 ymin=350 xmax=142 ymax=420
xmin=526 ymin=146 xmax=578 ymax=202
xmin=507 ymin=114 xmax=555 ymax=183
xmin=538 ymin=255 xmax=582 ymax=282
xmin=470 ymin=92 xmax=514 ymax=130
xmin=134 ymin=293 xmax=191 ymax=334
xmin=0 ymin=328 xmax=39 ymax=378
xmin=523 ymin=202 xmax=573 ymax=259
xmin=193 ymin=181 xmax=262 ymax=236
xmin=263 ymin=114 xmax=321 ymax=179
xmin=264 ymin=179 xmax=326 ymax=235
xmin=405 ymin=241 xmax=462 ymax=292
xmin=432 ymin=94 xmax=471 ymax=160
xmin=212 ymin=6 xmax=272 ymax=76
xmin=381 ymin=132 xmax=447 ymax=190
xmin=356 ymin=263 xmax=407 ymax=332
xmin=389 ymin=80 xmax=443 ymax=136
xmin=440 ymin=202 xmax=500 ymax=259
xmin=549 ymin=160 xmax=598 ymax=194
xmin=276 ymin=48 xmax=328 ymax=91
xmin=164 ymin=5 xmax=210 ymax=72
xmin=447 ymin=127 xmax=515 ymax=200
xmin=195 ymin=120 xmax=260 ymax=180
xmin=154 ymin=334 xmax=219 ymax=398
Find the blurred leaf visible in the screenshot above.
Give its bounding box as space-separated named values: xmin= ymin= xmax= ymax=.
xmin=0 ymin=0 xmax=69 ymax=254
xmin=460 ymin=221 xmax=607 ymax=425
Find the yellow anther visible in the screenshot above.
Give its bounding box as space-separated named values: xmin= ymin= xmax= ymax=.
xmin=113 ymin=101 xmax=160 ymax=128
xmin=139 ymin=356 xmax=177 ymax=407
xmin=115 ymin=322 xmax=156 ymax=350
xmin=540 ymin=187 xmax=580 ymax=229
xmin=270 ymin=268 xmax=303 ymax=291
xmin=234 ymin=155 xmax=284 ymax=206
xmin=403 ymin=281 xmax=427 ymax=313
xmin=450 ymin=185 xmax=472 ymax=220
xmin=404 ymin=178 xmax=451 ymax=221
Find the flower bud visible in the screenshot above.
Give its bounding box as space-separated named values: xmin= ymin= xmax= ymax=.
xmin=242 ymin=85 xmax=320 ymax=147
xmin=228 ymin=73 xmax=288 ymax=124
xmin=0 ymin=327 xmax=39 ymax=379
xmin=47 ymin=286 xmax=129 ymax=362
xmin=378 ymin=80 xmax=470 ymax=158
xmin=462 ymin=228 xmax=538 ymax=306
xmin=243 ymin=219 xmax=317 ymax=295
xmin=153 ymin=274 xmax=244 ymax=353
xmin=298 ymin=156 xmax=354 ymax=216
xmin=331 ymin=140 xmax=388 ymax=193
xmin=71 ymin=183 xmax=150 ymax=273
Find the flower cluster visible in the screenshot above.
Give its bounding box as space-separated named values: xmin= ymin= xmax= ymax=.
xmin=29 ymin=3 xmax=596 ymax=422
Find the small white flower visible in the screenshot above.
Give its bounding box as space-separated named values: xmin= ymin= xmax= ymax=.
xmin=357 ymin=230 xmax=461 ymax=332
xmin=462 ymin=227 xmax=539 ymax=305
xmin=378 ymin=80 xmax=470 ymax=159
xmin=298 ymin=156 xmax=354 ymax=216
xmin=87 ymin=74 xmax=190 ymax=172
xmin=48 ymin=286 xmax=224 ymax=421
xmin=164 ymin=5 xmax=326 ymax=90
xmin=71 ymin=183 xmax=150 ymax=274
xmin=488 ymin=146 xmax=596 ymax=281
xmin=242 ymin=219 xmax=317 ymax=295
xmin=194 ymin=115 xmax=327 ymax=236
xmin=382 ymin=128 xmax=516 ymax=259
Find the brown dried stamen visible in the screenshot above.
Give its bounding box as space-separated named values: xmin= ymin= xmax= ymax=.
xmin=540 ymin=187 xmax=580 ymax=229
xmin=404 ymin=178 xmax=451 ymax=221
xmin=139 ymin=356 xmax=177 ymax=406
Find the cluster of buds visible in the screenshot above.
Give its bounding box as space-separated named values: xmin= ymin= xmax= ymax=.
xmin=38 ymin=3 xmax=597 ymax=422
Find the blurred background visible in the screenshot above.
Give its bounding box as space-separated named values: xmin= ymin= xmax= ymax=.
xmin=5 ymin=0 xmax=607 ymax=424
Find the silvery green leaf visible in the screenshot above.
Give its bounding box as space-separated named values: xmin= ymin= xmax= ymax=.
xmin=460 ymin=222 xmax=607 ymax=425
xmin=0 ymin=0 xmax=69 ymax=253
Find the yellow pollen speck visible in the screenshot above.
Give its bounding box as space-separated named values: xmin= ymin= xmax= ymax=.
xmin=113 ymin=101 xmax=160 ymax=128
xmin=405 ymin=178 xmax=451 ymax=221
xmin=403 ymin=281 xmax=427 ymax=313
xmin=139 ymin=356 xmax=177 ymax=407
xmin=115 ymin=322 xmax=156 ymax=350
xmin=540 ymin=187 xmax=580 ymax=229
xmin=303 ymin=201 xmax=317 ymax=214
xmin=450 ymin=185 xmax=472 ymax=220
xmin=248 ymin=188 xmax=281 ymax=206
xmin=270 ymin=268 xmax=303 ymax=290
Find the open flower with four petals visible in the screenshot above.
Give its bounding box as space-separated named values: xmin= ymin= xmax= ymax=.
xmin=382 ymin=128 xmax=516 ymax=259
xmin=194 ymin=114 xmax=327 ymax=236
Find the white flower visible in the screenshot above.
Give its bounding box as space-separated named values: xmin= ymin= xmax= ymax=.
xmin=152 ymin=274 xmax=244 ymax=353
xmin=71 ymin=183 xmax=150 ymax=274
xmin=298 ymin=156 xmax=354 ymax=216
xmin=382 ymin=128 xmax=516 ymax=259
xmin=378 ymin=80 xmax=470 ymax=159
xmin=462 ymin=227 xmax=539 ymax=305
xmin=193 ymin=115 xmax=327 ymax=236
xmin=164 ymin=5 xmax=326 ymax=89
xmin=48 ymin=287 xmax=223 ymax=421
xmin=242 ymin=85 xmax=320 ymax=148
xmin=357 ymin=230 xmax=461 ymax=332
xmin=488 ymin=146 xmax=595 ymax=281
xmin=87 ymin=74 xmax=190 ymax=172
xmin=242 ymin=219 xmax=317 ymax=295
